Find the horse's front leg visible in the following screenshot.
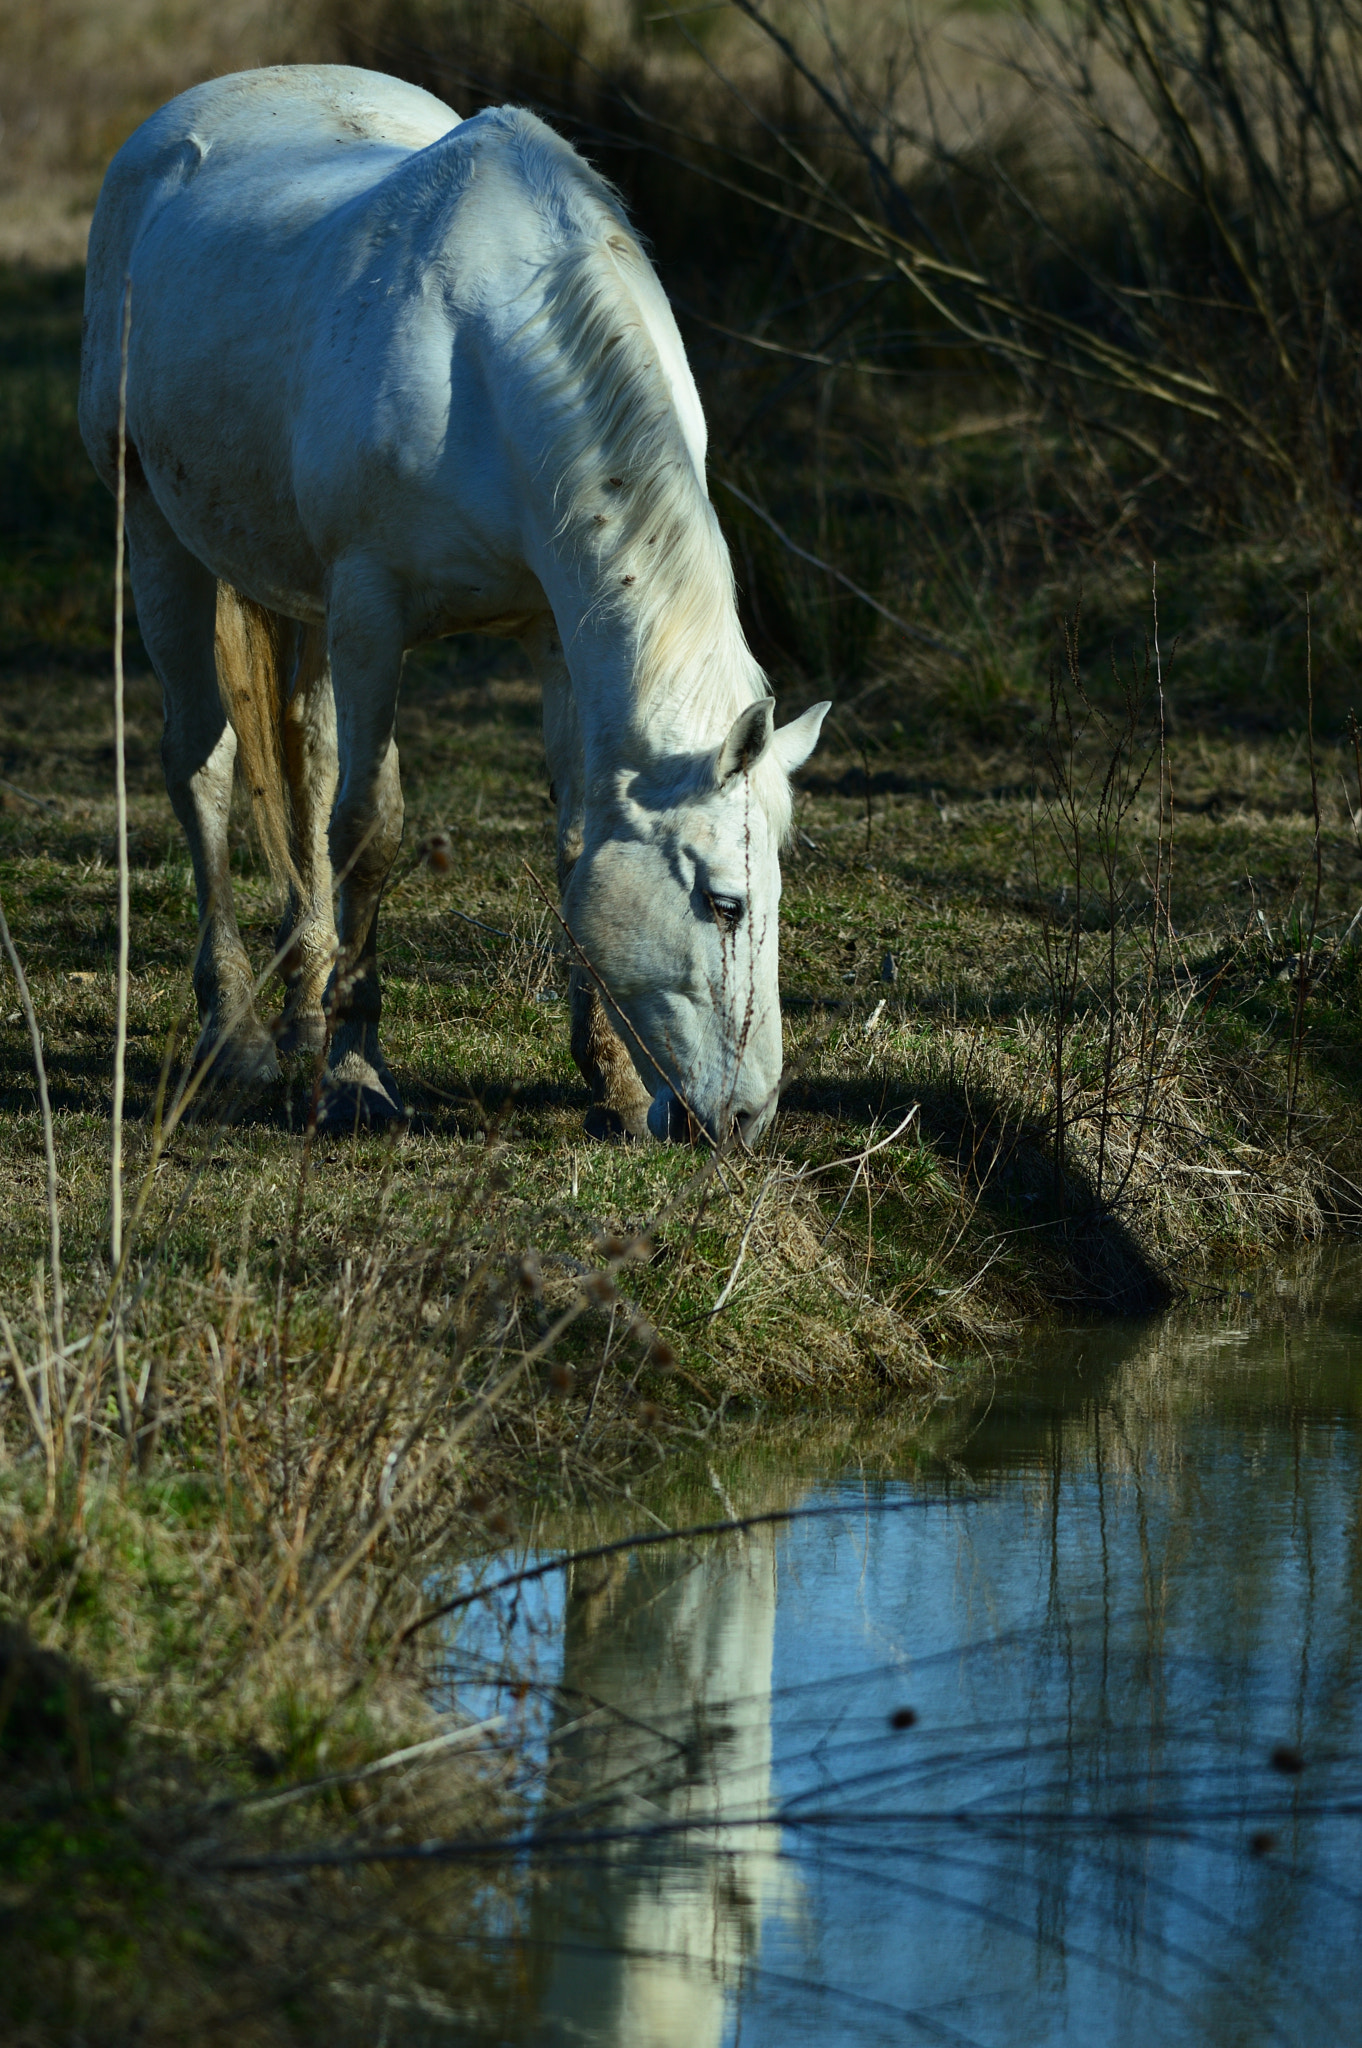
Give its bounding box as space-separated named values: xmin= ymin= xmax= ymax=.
xmin=569 ymin=974 xmax=654 ymax=1142
xmin=318 ymin=568 xmax=406 ymax=1129
xmin=529 ymin=620 xmax=652 ymax=1143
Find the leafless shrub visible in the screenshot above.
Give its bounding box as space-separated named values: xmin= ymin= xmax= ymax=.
xmin=1030 ymin=590 xmax=1187 ymax=1217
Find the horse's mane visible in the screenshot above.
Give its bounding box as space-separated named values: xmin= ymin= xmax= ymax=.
xmin=496 ymin=112 xmax=793 ymax=840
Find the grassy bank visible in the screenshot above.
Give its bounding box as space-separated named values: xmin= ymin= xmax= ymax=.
xmin=4 ymin=270 xmax=1360 ymax=2032
xmin=6 ymin=2 xmax=1362 ymax=2032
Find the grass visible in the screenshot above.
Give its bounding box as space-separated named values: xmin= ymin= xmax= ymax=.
xmin=6 ymin=0 xmax=1362 ymax=2029
xmin=3 ymin=269 xmax=1362 ymax=1594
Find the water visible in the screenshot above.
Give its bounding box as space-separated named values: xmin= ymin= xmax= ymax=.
xmin=438 ymin=1260 xmax=1362 ymax=2047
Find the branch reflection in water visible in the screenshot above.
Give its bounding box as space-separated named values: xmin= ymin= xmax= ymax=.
xmin=428 ymin=1254 xmax=1362 ymax=2046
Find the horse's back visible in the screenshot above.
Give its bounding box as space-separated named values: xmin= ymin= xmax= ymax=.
xmin=90 ymin=64 xmax=460 ymax=258
xmin=79 ymin=66 xmax=705 ymax=635
xmin=80 ymin=69 xmax=462 ymax=474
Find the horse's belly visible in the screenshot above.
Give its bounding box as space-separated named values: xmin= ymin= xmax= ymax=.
xmin=98 ymin=197 xmax=325 ymax=613
xmin=138 ymin=440 xmax=327 ymax=621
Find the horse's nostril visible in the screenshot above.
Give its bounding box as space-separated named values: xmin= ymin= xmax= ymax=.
xmin=648 ymin=1087 xmax=698 ymax=1143
xmin=734 ymin=1095 xmax=775 ymax=1147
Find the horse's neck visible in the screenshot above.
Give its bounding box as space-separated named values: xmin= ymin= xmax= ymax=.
xmin=545 ymin=587 xmax=742 ymax=795
xmin=533 ymin=483 xmax=759 ymax=780
xmin=484 ymin=185 xmax=757 ymax=780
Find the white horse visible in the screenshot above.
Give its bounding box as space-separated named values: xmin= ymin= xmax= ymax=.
xmin=79 ymin=66 xmax=828 ymax=1141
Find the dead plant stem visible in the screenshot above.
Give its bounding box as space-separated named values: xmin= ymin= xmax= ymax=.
xmin=1288 ymin=595 xmax=1323 ymax=1143
xmin=110 ymin=279 xmax=134 ymax=1444
xmin=0 ymin=892 xmax=65 ymax=1391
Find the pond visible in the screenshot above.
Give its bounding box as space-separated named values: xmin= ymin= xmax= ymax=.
xmin=439 ymin=1254 xmax=1362 ymax=2047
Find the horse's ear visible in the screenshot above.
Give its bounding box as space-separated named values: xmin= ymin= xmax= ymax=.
xmin=715 ymin=699 xmax=775 ymax=786
xmin=772 ymin=699 xmax=831 ymax=775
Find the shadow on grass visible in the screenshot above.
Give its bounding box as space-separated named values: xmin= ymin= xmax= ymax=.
xmin=403 ymin=1070 xmax=588 ymax=1140
xmin=781 ymin=1065 xmax=1172 ymax=1316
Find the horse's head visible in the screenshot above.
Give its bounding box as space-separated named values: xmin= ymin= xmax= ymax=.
xmin=563 ymin=697 xmax=829 ymax=1144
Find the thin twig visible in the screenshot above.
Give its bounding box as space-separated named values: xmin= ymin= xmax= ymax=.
xmin=0 ymin=893 xmax=65 ymax=1384
xmin=1 ymin=1308 xmax=55 ymax=1517
xmin=230 ymin=1715 xmax=505 ymax=1815
xmin=797 ymin=1106 xmax=921 ymax=1178
xmin=1288 ymin=595 xmax=1323 ymax=1144
xmin=448 ymin=907 xmax=513 ymax=939
xmin=397 ymin=1493 xmax=956 ymax=1650
xmin=709 ymin=1169 xmax=779 ymax=1315
xmin=717 ymin=478 xmax=964 ymax=660
xmin=110 ymin=278 xmax=134 ymax=1444
xmin=0 ymin=777 xmax=61 ymax=816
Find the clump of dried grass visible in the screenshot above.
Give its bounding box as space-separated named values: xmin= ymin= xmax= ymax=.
xmin=901 ymin=1004 xmax=1335 ymax=1301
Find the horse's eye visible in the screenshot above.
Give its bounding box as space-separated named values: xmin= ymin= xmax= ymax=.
xmin=706 ymin=894 xmax=744 ymax=933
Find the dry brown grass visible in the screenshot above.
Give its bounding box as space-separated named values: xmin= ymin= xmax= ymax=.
xmin=0 ymin=1 xmax=318 ymax=263
xmin=5 ymin=13 xmax=1362 ymax=2028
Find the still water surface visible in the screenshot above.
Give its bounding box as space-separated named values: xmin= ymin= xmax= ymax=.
xmin=446 ymin=1261 xmax=1362 ymax=2046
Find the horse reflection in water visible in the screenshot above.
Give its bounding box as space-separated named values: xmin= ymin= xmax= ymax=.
xmin=527 ymin=1528 xmax=793 ymax=2047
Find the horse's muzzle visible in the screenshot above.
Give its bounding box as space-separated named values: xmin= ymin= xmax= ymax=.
xmin=648 ymin=1086 xmax=775 ymax=1147
xmin=647 ymin=1086 xmax=699 ymax=1144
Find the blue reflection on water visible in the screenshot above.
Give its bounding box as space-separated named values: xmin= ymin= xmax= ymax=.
xmin=440 ymin=1276 xmax=1362 ymax=2047
xmin=736 ymin=1309 xmax=1362 ymax=2046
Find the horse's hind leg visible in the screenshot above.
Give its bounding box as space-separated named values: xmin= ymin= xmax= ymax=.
xmin=127 ymin=496 xmax=277 ymax=1087
xmin=275 ymin=623 xmax=338 ymax=1054
xmin=316 ymin=562 xmax=406 ymax=1129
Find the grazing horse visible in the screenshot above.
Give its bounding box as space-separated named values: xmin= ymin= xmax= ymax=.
xmin=79 ymin=66 xmax=828 ymax=1141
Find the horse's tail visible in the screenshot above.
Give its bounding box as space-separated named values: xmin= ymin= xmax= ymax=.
xmin=214 ymin=583 xmax=297 ymax=893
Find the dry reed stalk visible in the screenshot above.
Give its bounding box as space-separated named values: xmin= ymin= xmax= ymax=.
xmin=0 ymin=893 xmax=64 ymax=1397
xmin=1 ymin=1305 xmax=55 ymax=1519
xmin=109 ymin=278 xmax=133 ymax=1444
xmin=1031 ymin=626 xmax=1085 ymax=1209
xmin=1151 ymin=564 xmax=1174 ymax=967
xmin=1288 ymin=595 xmax=1323 ymax=1144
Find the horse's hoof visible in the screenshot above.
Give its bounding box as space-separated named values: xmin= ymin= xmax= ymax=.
xmin=276 ymin=1008 xmax=327 ymax=1056
xmin=316 ymin=1050 xmax=406 ymax=1133
xmin=196 ymin=1027 xmax=280 ymax=1092
xmin=583 ymin=1104 xmax=645 ymax=1145
xmin=316 ymin=1086 xmax=405 ymax=1133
